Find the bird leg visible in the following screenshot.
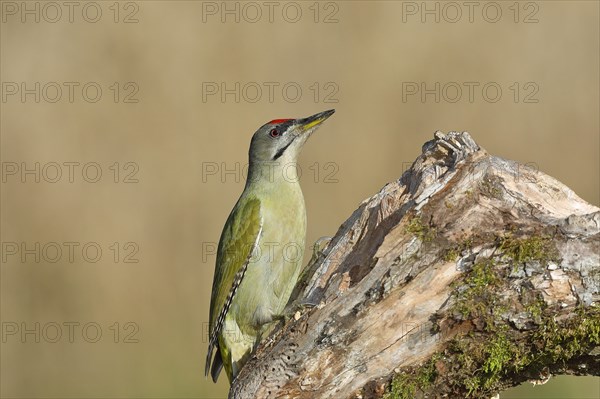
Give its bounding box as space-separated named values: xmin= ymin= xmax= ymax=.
xmin=308 ymin=236 xmax=332 ymax=267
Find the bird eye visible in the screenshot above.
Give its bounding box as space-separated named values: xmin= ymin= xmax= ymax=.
xmin=269 ymin=128 xmax=280 ymax=138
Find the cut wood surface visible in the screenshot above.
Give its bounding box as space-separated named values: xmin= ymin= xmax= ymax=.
xmin=230 ymin=132 xmax=600 ymax=399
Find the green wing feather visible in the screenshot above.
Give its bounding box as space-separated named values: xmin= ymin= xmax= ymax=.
xmin=205 ymin=196 xmax=262 ymax=379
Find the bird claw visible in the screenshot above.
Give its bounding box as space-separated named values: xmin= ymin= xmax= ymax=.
xmin=277 ymin=302 xmax=318 ymax=324
xmin=308 ymin=236 xmax=332 ymax=266
xmin=260 ymin=302 xmax=317 ymax=344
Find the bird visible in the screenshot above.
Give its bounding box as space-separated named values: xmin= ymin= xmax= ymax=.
xmin=205 ymin=109 xmax=335 ymax=383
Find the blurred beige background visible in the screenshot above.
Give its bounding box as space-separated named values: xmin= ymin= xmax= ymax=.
xmin=1 ymin=1 xmax=598 ymax=398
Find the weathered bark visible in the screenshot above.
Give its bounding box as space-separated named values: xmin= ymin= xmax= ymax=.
xmin=230 ymin=132 xmax=600 ymax=399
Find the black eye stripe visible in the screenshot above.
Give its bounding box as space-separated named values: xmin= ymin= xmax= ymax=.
xmin=273 ymin=140 xmax=294 ymax=160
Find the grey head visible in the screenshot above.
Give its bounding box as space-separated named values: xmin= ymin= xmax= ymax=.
xmin=248 ymin=109 xmax=335 ymax=164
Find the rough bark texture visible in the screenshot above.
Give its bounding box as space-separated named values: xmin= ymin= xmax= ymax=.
xmin=229 ymin=132 xmax=600 ymax=399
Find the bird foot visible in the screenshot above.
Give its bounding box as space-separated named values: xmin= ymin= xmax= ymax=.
xmin=259 ymin=303 xmax=317 ymax=346
xmin=310 ymin=236 xmax=332 ymax=265
xmin=274 ymin=301 xmax=318 ymax=326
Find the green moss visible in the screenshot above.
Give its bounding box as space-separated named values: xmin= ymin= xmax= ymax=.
xmin=439 ymin=305 xmax=600 ymax=397
xmin=525 ymin=299 xmax=544 ymax=322
xmin=443 ymin=238 xmax=474 ymax=262
xmin=384 ymin=373 xmax=416 ymax=399
xmin=417 ymin=353 xmax=439 ymax=386
xmin=443 ymin=248 xmax=460 ymax=262
xmin=481 ymin=334 xmax=518 ymax=385
xmin=385 ymin=232 xmax=596 ymax=398
xmin=405 ymin=216 xmax=436 ymax=243
xmin=467 ymin=260 xmax=498 ymax=287
xmin=447 ymin=331 xmax=529 ymax=395
xmin=448 ymin=234 xmax=558 ymax=324
xmin=384 ymin=354 xmax=440 ymax=399
xmin=499 ymin=234 xmax=560 ymax=265
xmin=439 ymin=238 xmax=565 ymax=395
xmin=452 ymin=259 xmax=500 ymax=323
xmin=530 ymin=306 xmax=600 ymax=365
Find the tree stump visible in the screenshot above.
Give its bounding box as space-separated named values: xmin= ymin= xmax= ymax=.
xmin=229 ymin=132 xmax=600 ymax=399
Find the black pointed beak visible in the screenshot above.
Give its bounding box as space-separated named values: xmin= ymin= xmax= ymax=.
xmin=296 ymin=109 xmax=335 ymax=132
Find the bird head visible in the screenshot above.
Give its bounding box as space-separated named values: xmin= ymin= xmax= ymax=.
xmin=248 ymin=109 xmax=335 ymax=164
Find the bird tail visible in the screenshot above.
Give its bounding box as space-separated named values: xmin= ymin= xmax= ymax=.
xmin=205 ymin=341 xmax=223 ymax=382
xmin=204 ymin=342 xmax=214 ymax=378
xmin=211 ymin=349 xmax=223 ymax=382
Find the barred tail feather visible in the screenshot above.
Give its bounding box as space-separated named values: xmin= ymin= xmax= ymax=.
xmin=205 ymin=342 xmax=214 ymax=377
xmin=205 ymin=341 xmax=224 ymax=382
xmin=211 ymin=348 xmax=224 ymax=382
